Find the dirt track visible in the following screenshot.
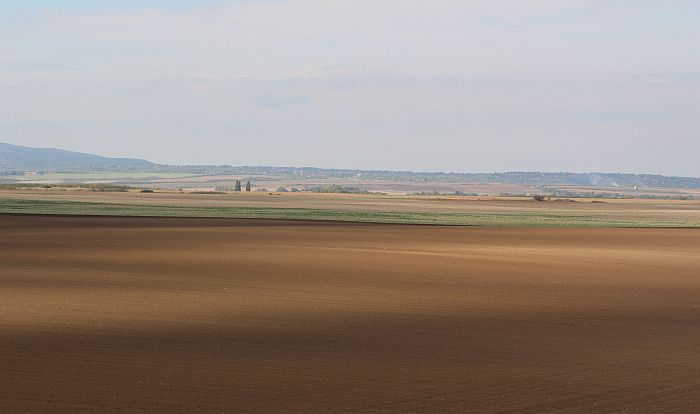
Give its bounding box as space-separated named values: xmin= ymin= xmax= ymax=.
xmin=1 ymin=215 xmax=698 ymax=412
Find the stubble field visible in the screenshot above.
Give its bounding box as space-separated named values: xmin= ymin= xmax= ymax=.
xmin=1 ymin=215 xmax=698 ymax=412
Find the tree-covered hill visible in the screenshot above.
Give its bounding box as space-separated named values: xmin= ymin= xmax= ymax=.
xmin=0 ymin=142 xmax=155 ymax=173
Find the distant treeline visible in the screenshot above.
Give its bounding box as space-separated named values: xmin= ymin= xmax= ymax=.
xmin=5 ymin=164 xmax=700 ymax=190
xmin=6 ymin=165 xmax=700 ymax=190
xmin=411 ymin=191 xmax=480 ymax=196
xmin=164 ymin=167 xmax=700 ymax=189
xmin=269 ymin=185 xmax=375 ymax=194
xmin=3 ymin=142 xmax=699 ymax=189
xmin=547 ymin=190 xmax=697 ymax=200
xmin=306 ymin=184 xmax=373 ymax=194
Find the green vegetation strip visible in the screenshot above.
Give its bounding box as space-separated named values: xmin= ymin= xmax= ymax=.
xmin=1 ymin=198 xmax=698 ymax=227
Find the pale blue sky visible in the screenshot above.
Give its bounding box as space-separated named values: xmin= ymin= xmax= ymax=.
xmin=1 ymin=0 xmax=698 ymax=175
xmin=1 ymin=0 xmax=225 ymax=12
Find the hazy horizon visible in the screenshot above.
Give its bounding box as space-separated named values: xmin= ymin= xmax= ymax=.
xmin=3 ymin=140 xmax=700 ymax=178
xmin=2 ymin=1 xmax=698 ymax=176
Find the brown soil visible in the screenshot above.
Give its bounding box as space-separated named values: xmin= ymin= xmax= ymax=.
xmin=1 ymin=215 xmax=698 ymax=413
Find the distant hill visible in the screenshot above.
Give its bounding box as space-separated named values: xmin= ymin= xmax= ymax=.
xmin=0 ymin=142 xmax=156 ymax=173
xmin=2 ymin=142 xmax=699 ymax=189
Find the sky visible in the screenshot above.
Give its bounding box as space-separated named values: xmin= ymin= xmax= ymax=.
xmin=1 ymin=0 xmax=698 ymax=176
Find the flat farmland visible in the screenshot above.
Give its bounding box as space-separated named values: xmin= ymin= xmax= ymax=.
xmin=1 ymin=215 xmax=698 ymax=412
xmin=2 ymin=190 xmax=700 ymax=227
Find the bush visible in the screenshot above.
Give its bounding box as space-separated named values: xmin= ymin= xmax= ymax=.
xmin=532 ymin=194 xmax=545 ymax=201
xmin=306 ymin=184 xmax=369 ymax=194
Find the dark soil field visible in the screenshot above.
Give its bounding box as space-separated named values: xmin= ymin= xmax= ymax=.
xmin=1 ymin=215 xmax=698 ymax=412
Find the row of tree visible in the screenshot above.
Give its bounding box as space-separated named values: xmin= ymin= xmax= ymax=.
xmin=233 ymin=180 xmax=251 ymax=191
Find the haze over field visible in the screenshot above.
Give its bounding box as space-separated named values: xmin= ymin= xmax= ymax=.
xmin=3 ymin=142 xmax=700 ymax=191
xmin=2 ymin=4 xmax=700 ymax=412
xmin=2 ymin=0 xmax=699 ymax=175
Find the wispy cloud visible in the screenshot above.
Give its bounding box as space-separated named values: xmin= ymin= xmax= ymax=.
xmin=254 ymin=95 xmax=311 ymax=109
xmin=0 ymin=0 xmax=698 ymax=175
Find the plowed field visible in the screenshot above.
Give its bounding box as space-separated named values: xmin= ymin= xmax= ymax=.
xmin=1 ymin=215 xmax=698 ymax=412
